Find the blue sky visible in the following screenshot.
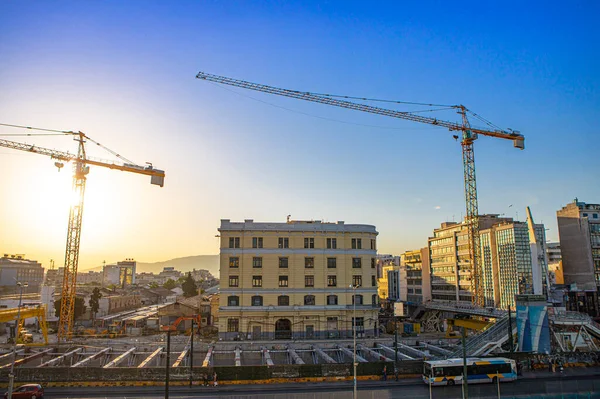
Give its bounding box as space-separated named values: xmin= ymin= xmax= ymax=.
xmin=0 ymin=1 xmax=598 ymax=267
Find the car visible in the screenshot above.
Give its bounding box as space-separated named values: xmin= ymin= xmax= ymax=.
xmin=4 ymin=384 xmax=44 ymax=399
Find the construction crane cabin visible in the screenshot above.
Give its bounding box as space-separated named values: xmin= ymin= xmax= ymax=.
xmin=0 ymin=125 xmax=165 ymax=341
xmin=195 ymin=71 xmax=524 ymax=307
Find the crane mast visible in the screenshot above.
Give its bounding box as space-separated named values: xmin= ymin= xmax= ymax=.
xmin=0 ymin=130 xmax=164 ymax=339
xmin=196 ymin=71 xmax=524 ymax=306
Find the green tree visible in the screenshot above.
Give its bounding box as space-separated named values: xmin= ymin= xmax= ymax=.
xmin=181 ymin=272 xmax=198 ymax=298
xmin=88 ymin=287 xmax=102 ymax=323
xmin=54 ymin=297 xmax=87 ymax=320
xmin=163 ymin=278 xmax=177 ymax=290
xmin=148 ymin=282 xmax=159 ymax=289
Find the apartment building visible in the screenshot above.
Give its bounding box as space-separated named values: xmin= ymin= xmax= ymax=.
xmin=557 ymin=199 xmax=600 ymax=290
xmin=401 ymin=248 xmax=431 ymax=309
xmin=428 ymin=215 xmax=535 ymax=309
xmin=0 ymin=254 xmax=45 ymax=291
xmin=218 ymin=219 xmax=379 ymax=340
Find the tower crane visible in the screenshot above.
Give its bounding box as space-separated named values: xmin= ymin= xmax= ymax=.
xmin=0 ymin=127 xmax=165 ymax=340
xmin=196 ymin=71 xmax=524 ymax=306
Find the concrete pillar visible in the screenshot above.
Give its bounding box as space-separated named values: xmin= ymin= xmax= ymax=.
xmin=311 ymin=345 xmax=336 ymax=364
xmin=234 ymin=347 xmax=242 ymax=367
xmin=202 ymin=346 xmax=213 ymax=367
xmin=38 ymin=348 xmax=82 ymax=368
xmin=138 ymin=348 xmax=163 ymax=368
xmin=0 ymin=349 xmax=53 ymax=369
xmin=72 ymin=348 xmax=111 ymax=367
xmin=377 ymin=343 xmax=414 ymax=360
xmin=287 ymin=346 xmax=304 ymax=365
xmin=103 ymin=347 xmax=136 ymax=368
xmin=261 ymin=347 xmax=274 ymax=366
xmin=357 ymin=344 xmax=392 ymax=362
xmin=337 ymin=345 xmax=368 ymax=363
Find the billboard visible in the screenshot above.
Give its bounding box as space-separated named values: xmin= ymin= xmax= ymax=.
xmin=516 ymin=295 xmax=551 ymax=354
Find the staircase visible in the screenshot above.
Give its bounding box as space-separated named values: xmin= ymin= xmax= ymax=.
xmin=449 ymin=315 xmax=516 ymax=358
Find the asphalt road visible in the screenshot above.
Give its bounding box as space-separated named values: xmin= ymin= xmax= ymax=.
xmin=39 ymin=372 xmax=600 ymax=399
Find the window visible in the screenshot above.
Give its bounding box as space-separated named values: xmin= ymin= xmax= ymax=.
xmin=352 ymin=257 xmax=362 ymax=268
xmin=229 ymin=257 xmax=239 ymax=268
xmin=351 ymin=238 xmax=362 ymax=249
xmin=305 ymin=275 xmax=314 ymax=287
xmin=583 ymin=213 xmax=588 ymax=217
xmin=304 ymin=237 xmax=314 ymax=249
xmin=252 ymin=237 xmax=263 ymax=248
xmin=252 ymin=275 xmax=262 ymax=287
xmin=352 ymin=294 xmax=363 ymax=305
xmin=371 ymin=258 xmax=376 ymax=269
xmin=227 ymin=318 xmax=239 ymax=332
xmin=278 ymin=237 xmax=289 ymax=248
xmin=304 ymin=295 xmax=315 ymax=305
xmin=371 ymin=275 xmax=376 ymax=287
xmin=327 ymin=257 xmax=337 ymax=268
xmin=372 ymin=294 xmax=378 ymax=306
xmin=227 ymin=296 xmax=239 ymax=306
xmin=229 ymin=237 xmax=240 ymax=248
xmin=594 ymin=214 xmax=599 ymax=219
xmin=352 ymin=275 xmax=362 ymax=287
xmin=278 ymin=295 xmax=289 ymax=306
xmin=327 ymin=275 xmax=337 ymax=287
xmin=229 ymin=275 xmax=239 ymax=287
xmin=305 ymin=257 xmax=315 ymax=268
xmin=279 ymin=275 xmax=288 ymax=287
xmin=253 ymin=257 xmax=263 ymax=268
xmin=371 ymin=239 xmax=376 ymax=250
xmin=279 ymin=257 xmax=289 ymax=268
xmin=327 ymin=295 xmax=338 ymax=305
xmin=251 ymin=296 xmax=263 ymax=306
xmin=327 ymin=238 xmax=337 ymax=249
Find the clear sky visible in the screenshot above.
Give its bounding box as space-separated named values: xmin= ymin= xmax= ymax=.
xmin=1 ymin=1 xmax=598 ymax=271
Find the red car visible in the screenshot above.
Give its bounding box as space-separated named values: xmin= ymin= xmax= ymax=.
xmin=4 ymin=384 xmax=44 ymax=399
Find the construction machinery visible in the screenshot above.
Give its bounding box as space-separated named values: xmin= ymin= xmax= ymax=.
xmin=0 ymin=126 xmax=165 ymax=340
xmin=161 ymin=315 xmax=202 ymax=334
xmin=196 ymin=71 xmax=524 ymax=306
xmin=0 ymin=305 xmax=48 ymax=346
xmin=445 ymin=317 xmax=492 ymax=338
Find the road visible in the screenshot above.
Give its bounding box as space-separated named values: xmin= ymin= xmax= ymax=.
xmin=39 ymin=370 xmax=600 ymax=399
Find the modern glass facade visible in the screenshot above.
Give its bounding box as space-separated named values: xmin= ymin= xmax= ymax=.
xmin=496 ymin=224 xmax=534 ymax=309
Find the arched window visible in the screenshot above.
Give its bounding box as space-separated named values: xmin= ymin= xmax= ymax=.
xmin=352 ymin=294 xmax=363 ymax=305
xmin=227 ymin=295 xmax=239 ymax=306
xmin=304 ymin=295 xmax=315 ymax=306
xmin=251 ymin=295 xmax=263 ymax=306
xmin=278 ymin=295 xmax=289 ymax=306
xmin=327 ymin=295 xmax=338 ymax=305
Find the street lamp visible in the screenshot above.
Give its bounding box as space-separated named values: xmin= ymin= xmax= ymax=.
xmin=350 ymin=283 xmax=360 ymax=399
xmin=8 ymin=281 xmax=28 ymax=399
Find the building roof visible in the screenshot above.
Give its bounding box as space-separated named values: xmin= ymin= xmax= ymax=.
xmin=219 ymin=219 xmax=377 ymax=233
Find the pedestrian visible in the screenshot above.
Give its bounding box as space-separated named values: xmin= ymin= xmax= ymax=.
xmin=382 ymin=365 xmax=387 ymax=381
xmin=202 ymin=373 xmax=208 ymax=387
xmin=213 ymin=371 xmax=218 ymax=386
xmin=552 ymin=361 xmax=556 ymax=373
xmin=530 ymin=358 xmax=535 ymax=371
xmin=394 ymin=365 xmax=399 ymax=381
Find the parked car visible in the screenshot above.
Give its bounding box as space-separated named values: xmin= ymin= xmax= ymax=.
xmin=4 ymin=384 xmax=44 ymax=399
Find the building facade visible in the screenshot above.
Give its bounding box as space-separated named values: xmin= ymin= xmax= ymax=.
xmin=428 ymin=215 xmax=535 ymax=309
xmin=401 ymin=248 xmax=431 ymax=308
xmin=218 ymin=219 xmax=379 ymax=340
xmin=557 ymin=200 xmax=600 ymax=290
xmin=0 ymin=254 xmax=45 ymax=291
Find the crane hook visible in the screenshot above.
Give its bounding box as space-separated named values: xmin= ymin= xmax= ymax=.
xmin=54 ymin=162 xmax=64 ymax=171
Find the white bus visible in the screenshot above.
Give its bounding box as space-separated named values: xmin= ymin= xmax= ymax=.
xmin=423 ymin=357 xmax=517 ymax=386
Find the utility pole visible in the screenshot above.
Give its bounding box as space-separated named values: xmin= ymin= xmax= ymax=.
xmin=394 ymin=315 xmax=399 ymax=367
xmin=508 ymin=305 xmax=514 ymax=352
xmin=462 ymin=326 xmax=468 ymax=399
xmin=165 ymin=329 xmax=171 ymax=399
xmin=189 ymin=319 xmax=194 ymax=388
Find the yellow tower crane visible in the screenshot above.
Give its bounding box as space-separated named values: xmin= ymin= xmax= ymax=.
xmin=196 ymin=71 xmax=524 ymax=306
xmin=0 ymin=125 xmax=165 ymax=340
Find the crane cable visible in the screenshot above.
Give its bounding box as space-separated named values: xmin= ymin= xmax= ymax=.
xmin=0 ymin=122 xmax=137 ymax=165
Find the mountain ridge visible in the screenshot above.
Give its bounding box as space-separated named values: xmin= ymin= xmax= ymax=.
xmin=81 ymin=255 xmax=220 ymax=277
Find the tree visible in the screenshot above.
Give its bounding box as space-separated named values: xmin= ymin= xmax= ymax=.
xmin=148 ymin=282 xmax=159 ymax=289
xmin=181 ymin=272 xmax=198 ymax=298
xmin=55 ymin=297 xmax=87 ymax=320
xmin=163 ymin=278 xmax=177 ymax=290
xmin=88 ymin=287 xmax=102 ymax=323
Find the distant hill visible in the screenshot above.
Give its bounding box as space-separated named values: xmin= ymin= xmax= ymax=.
xmin=137 ymin=255 xmax=220 ymax=277
xmin=82 ymin=255 xmax=220 ymax=277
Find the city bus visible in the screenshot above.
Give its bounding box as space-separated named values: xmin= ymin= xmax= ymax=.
xmin=423 ymin=357 xmax=517 ymax=386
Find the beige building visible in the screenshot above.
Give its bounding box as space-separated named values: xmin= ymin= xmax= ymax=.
xmin=218 ymin=219 xmax=379 ymax=340
xmin=402 ymin=248 xmax=431 ymax=308
xmin=557 ymin=200 xmax=600 ymax=290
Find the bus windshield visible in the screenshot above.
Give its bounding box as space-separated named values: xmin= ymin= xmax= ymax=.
xmin=423 ymin=363 xmax=432 ymax=377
